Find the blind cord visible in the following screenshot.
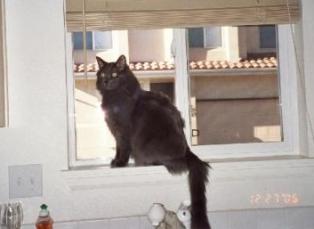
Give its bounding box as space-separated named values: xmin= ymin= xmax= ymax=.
xmin=82 ymin=0 xmax=88 ymax=85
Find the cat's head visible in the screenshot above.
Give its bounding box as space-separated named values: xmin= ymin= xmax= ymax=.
xmin=96 ymin=55 xmax=130 ymax=92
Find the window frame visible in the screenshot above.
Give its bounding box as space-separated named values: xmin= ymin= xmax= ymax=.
xmin=184 ymin=25 xmax=299 ymax=160
xmin=67 ymin=25 xmax=299 ymax=168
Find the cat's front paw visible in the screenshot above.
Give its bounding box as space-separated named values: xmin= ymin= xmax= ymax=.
xmin=110 ymin=158 xmax=127 ymax=168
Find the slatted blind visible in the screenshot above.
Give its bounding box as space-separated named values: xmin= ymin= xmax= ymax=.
xmin=65 ymin=0 xmax=300 ymax=31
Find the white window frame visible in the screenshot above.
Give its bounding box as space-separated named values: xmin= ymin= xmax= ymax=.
xmin=175 ymin=25 xmax=299 ymax=161
xmin=67 ymin=25 xmax=299 ymax=168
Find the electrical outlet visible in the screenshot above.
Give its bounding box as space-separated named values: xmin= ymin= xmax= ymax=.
xmin=9 ymin=164 xmax=43 ymax=199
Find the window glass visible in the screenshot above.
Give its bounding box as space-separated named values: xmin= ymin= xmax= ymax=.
xmin=188 ymin=28 xmax=204 ymax=48
xmin=72 ymin=32 xmax=93 ymax=50
xmin=188 ymin=27 xmax=222 ymax=49
xmin=188 ymin=25 xmax=282 ymax=145
xmin=94 ymin=31 xmax=112 ymax=50
xmin=259 ymin=25 xmax=276 ymax=49
xmin=204 ymin=27 xmax=222 ymax=48
xmin=72 ymin=29 xmax=175 ymax=160
xmin=70 ymin=25 xmax=286 ymax=163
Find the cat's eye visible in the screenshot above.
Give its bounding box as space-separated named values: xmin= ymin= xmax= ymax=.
xmin=112 ymin=72 xmax=118 ymax=78
xmin=100 ymin=73 xmax=105 ymax=78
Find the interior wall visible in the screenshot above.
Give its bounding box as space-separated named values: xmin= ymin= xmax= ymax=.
xmin=0 ymin=0 xmax=69 ymax=221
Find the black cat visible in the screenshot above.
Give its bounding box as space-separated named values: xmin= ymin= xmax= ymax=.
xmin=96 ymin=55 xmax=211 ymax=229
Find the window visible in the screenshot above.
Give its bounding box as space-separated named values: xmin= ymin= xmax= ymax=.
xmin=68 ymin=29 xmax=176 ymax=165
xmin=93 ymin=31 xmax=112 ymax=50
xmin=188 ymin=27 xmax=222 ymax=48
xmin=259 ymin=25 xmax=276 ymax=49
xmin=189 ymin=26 xmax=281 ymax=145
xmin=65 ymin=0 xmax=300 ymax=168
xmin=0 ymin=0 xmax=6 ymax=127
xmin=66 ymin=25 xmax=297 ymax=167
xmin=72 ymin=31 xmax=112 ymax=50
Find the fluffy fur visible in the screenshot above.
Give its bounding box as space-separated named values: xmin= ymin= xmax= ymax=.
xmin=96 ymin=55 xmax=211 ymax=229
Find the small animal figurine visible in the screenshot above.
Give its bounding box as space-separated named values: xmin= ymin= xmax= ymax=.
xmin=176 ymin=201 xmax=192 ymax=229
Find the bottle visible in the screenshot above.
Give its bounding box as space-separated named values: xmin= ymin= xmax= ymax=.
xmin=35 ymin=204 xmax=53 ymax=229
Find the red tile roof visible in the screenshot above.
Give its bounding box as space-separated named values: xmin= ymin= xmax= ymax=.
xmin=73 ymin=57 xmax=277 ymax=73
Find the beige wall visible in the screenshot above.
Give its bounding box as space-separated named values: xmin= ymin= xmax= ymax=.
xmin=190 ymin=74 xmax=279 ymax=99
xmin=189 ymin=47 xmax=227 ymax=61
xmin=128 ymin=29 xmax=173 ymax=62
xmin=190 ymin=73 xmax=282 ymax=145
xmin=195 ymin=99 xmax=281 ymax=144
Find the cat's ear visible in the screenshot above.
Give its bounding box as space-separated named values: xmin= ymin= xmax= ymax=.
xmin=116 ymin=55 xmax=127 ymax=71
xmin=96 ymin=56 xmax=107 ymax=69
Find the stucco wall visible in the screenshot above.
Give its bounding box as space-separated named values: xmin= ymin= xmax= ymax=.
xmin=190 ymin=74 xmax=281 ymax=144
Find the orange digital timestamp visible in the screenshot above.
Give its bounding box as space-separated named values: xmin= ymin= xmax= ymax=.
xmin=250 ymin=193 xmax=300 ymax=205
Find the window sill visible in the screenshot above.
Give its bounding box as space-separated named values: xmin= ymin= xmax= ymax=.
xmin=62 ymin=156 xmax=314 ymax=192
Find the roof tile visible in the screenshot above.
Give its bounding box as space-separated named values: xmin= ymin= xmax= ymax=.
xmin=74 ymin=57 xmax=277 ymax=73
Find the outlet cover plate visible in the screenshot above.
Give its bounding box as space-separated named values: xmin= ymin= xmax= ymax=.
xmin=9 ymin=164 xmax=43 ymax=199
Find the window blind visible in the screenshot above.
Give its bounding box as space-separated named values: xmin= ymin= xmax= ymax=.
xmin=65 ymin=0 xmax=300 ymax=31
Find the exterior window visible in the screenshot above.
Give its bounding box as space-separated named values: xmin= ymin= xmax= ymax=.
xmin=188 ymin=28 xmax=204 ymax=48
xmin=69 ymin=29 xmax=175 ymax=165
xmin=259 ymin=25 xmax=276 ymax=48
xmin=67 ymin=26 xmax=297 ymax=166
xmin=93 ymin=31 xmax=112 ymax=50
xmin=204 ymin=27 xmax=222 ymax=48
xmin=188 ymin=27 xmax=222 ymax=48
xmin=72 ymin=31 xmax=112 ymax=50
xmin=73 ymin=32 xmax=92 ymax=49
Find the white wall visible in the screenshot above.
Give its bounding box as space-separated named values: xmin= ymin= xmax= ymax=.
xmin=301 ymin=0 xmax=314 ymax=156
xmin=0 ymin=0 xmax=314 ymax=228
xmin=21 ymin=207 xmax=314 ymax=229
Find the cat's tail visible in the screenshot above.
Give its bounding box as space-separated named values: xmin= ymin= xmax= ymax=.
xmin=186 ymin=150 xmax=211 ymax=229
